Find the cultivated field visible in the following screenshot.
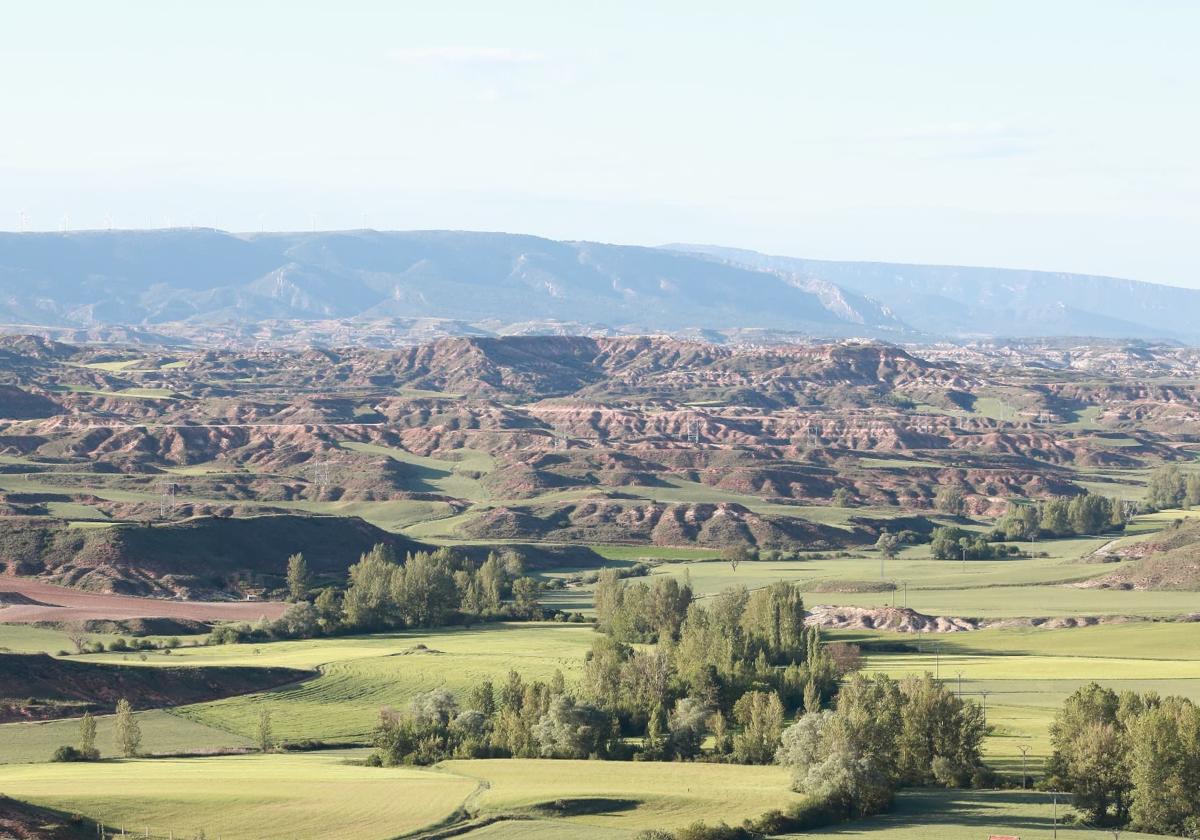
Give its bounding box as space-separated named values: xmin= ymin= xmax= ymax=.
xmin=0 ymin=577 xmax=287 ymax=623
xmin=0 ymin=750 xmax=477 ymax=840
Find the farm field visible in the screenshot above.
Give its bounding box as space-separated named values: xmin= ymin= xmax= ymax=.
xmin=0 ymin=709 xmax=250 ymax=765
xmin=443 ymin=758 xmax=805 ymax=832
xmin=787 ymin=788 xmax=1165 ymax=839
xmin=0 ymin=576 xmax=288 ymax=623
xmin=85 ymin=623 xmax=600 ymax=742
xmin=0 ymin=751 xmax=1172 ymax=840
xmin=855 ymin=625 xmax=1200 ymax=772
xmin=0 ymin=750 xmax=477 ymax=840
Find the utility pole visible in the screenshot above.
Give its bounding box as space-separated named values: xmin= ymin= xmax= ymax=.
xmin=157 ymin=482 xmax=177 ymax=519
xmin=1017 ymin=743 xmax=1030 ymax=789
xmin=956 ymin=670 xmax=963 ymax=697
xmin=980 ymin=689 xmax=990 ymax=726
xmin=312 ymin=459 xmax=331 ymax=496
xmin=902 ymin=581 xmax=907 ymax=609
xmin=1053 ymin=789 xmax=1059 ymax=839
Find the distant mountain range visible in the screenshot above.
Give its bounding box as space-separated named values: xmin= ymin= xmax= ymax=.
xmin=0 ymin=228 xmax=1195 ymax=343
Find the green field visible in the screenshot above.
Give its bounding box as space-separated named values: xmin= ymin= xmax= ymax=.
xmin=68 ymin=623 xmax=599 ymax=743
xmin=789 ymin=788 xmax=1163 ymax=839
xmin=0 ymin=709 xmax=250 ymax=765
xmin=4 ymin=499 xmax=1198 ymax=837
xmin=0 ymin=750 xmax=477 ymax=840
xmin=340 ymin=441 xmax=493 ymax=501
xmin=0 ymin=752 xmax=1169 ymax=840
xmin=0 ymin=752 xmax=809 ymax=840
xmin=445 ymin=758 xmax=804 ymax=832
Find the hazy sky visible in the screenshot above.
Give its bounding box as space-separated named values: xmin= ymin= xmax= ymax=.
xmin=3 ymin=1 xmax=1197 ymax=286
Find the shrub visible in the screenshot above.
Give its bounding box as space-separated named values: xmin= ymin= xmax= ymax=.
xmin=674 ymin=822 xmax=760 ymax=840
xmin=51 ymin=745 xmax=98 ymax=762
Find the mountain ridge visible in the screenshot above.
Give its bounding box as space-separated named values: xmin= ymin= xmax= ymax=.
xmin=666 ymin=243 xmax=1199 ymax=342
xmin=0 ymin=229 xmax=1195 ymax=343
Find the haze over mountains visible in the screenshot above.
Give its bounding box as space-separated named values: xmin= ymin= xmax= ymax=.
xmin=0 ymin=229 xmax=1195 ymax=344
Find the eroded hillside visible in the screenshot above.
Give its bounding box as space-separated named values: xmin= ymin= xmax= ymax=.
xmin=0 ymin=334 xmax=1195 ymax=593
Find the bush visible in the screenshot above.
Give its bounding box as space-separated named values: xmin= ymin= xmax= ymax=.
xmin=51 ymin=745 xmax=98 ymax=762
xmin=674 ymin=822 xmax=760 ymax=840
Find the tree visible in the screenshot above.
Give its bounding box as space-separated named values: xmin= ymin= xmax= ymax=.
xmin=832 ymin=487 xmax=855 ymax=508
xmin=65 ymin=622 xmax=88 ymax=655
xmin=285 ymin=552 xmax=309 ymax=602
xmin=113 ymin=698 xmax=141 ymax=758
xmin=934 ymin=486 xmax=965 ymax=517
xmin=1040 ymin=498 xmax=1072 ymax=536
xmin=276 ymin=601 xmax=318 ymax=638
xmin=929 ymin=527 xmax=992 ymax=561
xmin=741 ymin=582 xmax=807 ymax=663
xmin=511 ymin=577 xmax=541 ymax=618
xmin=78 ymin=711 xmax=98 ymax=759
xmin=477 ymin=552 xmax=506 ymax=612
xmin=392 ymin=549 xmax=458 ymax=627
xmin=1048 ymin=683 xmax=1130 ymax=825
xmin=731 ymin=690 xmax=785 ymax=764
xmin=778 ymin=674 xmax=903 ymax=819
xmin=1068 ymin=494 xmax=1114 ymax=536
xmin=726 ymin=544 xmax=754 ymax=573
xmin=803 ymin=678 xmax=822 ymax=714
xmin=593 ymin=568 xmax=624 ymax=633
xmin=1128 ymin=699 xmax=1200 ymax=835
xmin=875 ymin=531 xmax=901 ymax=577
xmin=1147 ymin=465 xmax=1187 ymax=511
xmin=1001 ymin=504 xmax=1041 ymax=541
xmin=533 ymin=695 xmax=610 ymax=759
xmin=469 ymin=680 xmax=497 ymax=717
xmin=667 ymin=698 xmax=710 ymax=759
xmin=257 ymin=707 xmax=275 ymax=753
xmin=897 ymin=673 xmax=985 ymax=787
xmin=342 ymin=543 xmax=400 ymax=629
xmin=313 ymin=587 xmax=341 ymax=632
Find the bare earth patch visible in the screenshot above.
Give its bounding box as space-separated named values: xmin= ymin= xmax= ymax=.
xmin=0 ymin=577 xmax=286 ymax=623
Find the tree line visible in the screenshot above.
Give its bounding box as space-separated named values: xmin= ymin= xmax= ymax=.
xmin=212 ymin=545 xmax=550 ymax=644
xmin=992 ymin=494 xmax=1130 ymax=541
xmin=1048 ymin=682 xmax=1200 ymax=836
xmin=370 ymin=580 xmax=848 ymax=768
xmin=369 ymin=577 xmax=989 ymax=835
xmin=1145 ymin=464 xmax=1200 ymax=511
xmin=52 ymin=699 xmax=141 ymax=762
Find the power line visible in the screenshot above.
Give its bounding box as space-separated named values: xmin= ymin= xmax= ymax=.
xmin=156 ymin=482 xmax=178 ymax=519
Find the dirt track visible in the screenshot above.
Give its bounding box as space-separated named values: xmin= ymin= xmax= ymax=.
xmin=0 ymin=577 xmax=287 ymax=623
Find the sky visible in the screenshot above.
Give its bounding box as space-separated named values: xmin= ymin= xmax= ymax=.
xmin=2 ymin=1 xmax=1198 ymax=287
